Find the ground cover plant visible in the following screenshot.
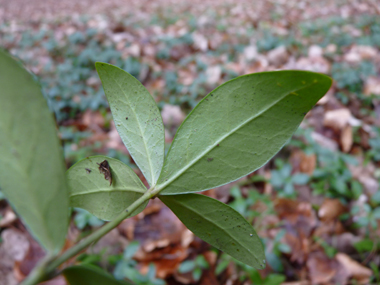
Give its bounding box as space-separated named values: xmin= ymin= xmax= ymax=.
xmin=0 ymin=48 xmax=331 ymax=284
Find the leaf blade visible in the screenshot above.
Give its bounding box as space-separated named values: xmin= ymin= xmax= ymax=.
xmin=157 ymin=71 xmax=332 ymax=194
xmin=96 ymin=63 xmax=164 ymax=187
xmin=63 ymin=265 xmax=132 ymax=285
xmin=160 ymin=194 xmax=265 ymax=269
xmin=0 ymin=50 xmax=69 ymax=253
xmin=67 ymin=156 xmax=148 ymax=221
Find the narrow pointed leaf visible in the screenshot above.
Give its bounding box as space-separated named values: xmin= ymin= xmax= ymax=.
xmin=63 ymin=265 xmax=133 ymax=285
xmin=160 ymin=194 xmax=265 ymax=269
xmin=0 ymin=50 xmax=69 ymax=253
xmin=157 ymin=71 xmax=332 ymax=194
xmin=96 ymin=63 xmax=164 ymax=187
xmin=67 ymin=156 xmax=148 ymax=221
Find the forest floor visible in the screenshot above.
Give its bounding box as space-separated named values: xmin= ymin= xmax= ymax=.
xmin=1 ymin=0 xmax=380 ymax=284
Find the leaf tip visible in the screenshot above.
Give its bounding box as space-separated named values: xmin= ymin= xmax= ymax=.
xmin=95 ymin=61 xmax=108 ymax=71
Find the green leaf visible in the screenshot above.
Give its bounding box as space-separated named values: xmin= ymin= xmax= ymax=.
xmin=95 ymin=63 xmax=164 ymax=187
xmin=178 ymin=260 xmax=196 ymax=273
xmin=0 ymin=50 xmax=69 ymax=253
xmin=63 ymin=265 xmax=132 ymax=285
xmin=160 ymin=194 xmax=266 ymax=269
xmin=157 ymin=71 xmax=332 ymax=194
xmin=192 ymin=267 xmax=202 ymax=281
xmin=195 ymin=255 xmax=209 ymax=269
xmin=270 ymin=171 xmax=284 ymax=187
xmin=371 ymin=191 xmax=380 ymax=205
xmin=262 ymin=274 xmax=286 ymax=285
xmin=292 ymin=173 xmax=309 ymax=185
xmin=124 ymin=241 xmax=140 ymax=259
xmin=215 ymin=259 xmax=230 ymax=275
xmin=67 ymin=156 xmax=148 ymax=221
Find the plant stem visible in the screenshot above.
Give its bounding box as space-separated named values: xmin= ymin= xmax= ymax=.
xmin=21 ymin=190 xmax=154 ymax=285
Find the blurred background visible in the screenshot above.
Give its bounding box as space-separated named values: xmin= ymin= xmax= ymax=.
xmin=1 ymin=0 xmax=380 ymax=284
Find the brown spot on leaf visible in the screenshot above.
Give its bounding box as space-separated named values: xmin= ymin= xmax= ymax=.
xmin=97 ymin=160 xmax=112 ymax=186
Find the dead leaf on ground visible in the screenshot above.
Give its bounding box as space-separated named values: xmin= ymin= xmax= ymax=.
xmin=344 ymin=45 xmax=378 ymax=63
xmin=336 ymin=253 xmax=372 ymax=284
xmin=290 ymin=150 xmax=316 ymax=175
xmin=161 ymin=104 xmax=185 ymax=127
xmin=15 ymin=238 xmax=45 ymax=282
xmin=318 ymin=199 xmax=347 ymax=221
xmin=307 ymin=251 xmax=337 ymax=284
xmin=324 ymin=108 xmax=352 ymax=131
xmin=275 ymin=199 xmax=317 ymax=236
xmin=106 ymin=121 xmax=126 ymax=151
xmin=1 ymin=229 xmax=30 ymax=262
xmin=0 ymin=208 xmax=17 ymax=227
xmin=140 ymin=245 xmax=188 ymax=279
xmin=364 ymin=76 xmax=380 ymax=96
xmin=267 ymin=45 xmax=288 ymax=67
xmin=205 ymin=65 xmax=221 ymax=85
xmin=341 ymin=124 xmax=353 ymax=153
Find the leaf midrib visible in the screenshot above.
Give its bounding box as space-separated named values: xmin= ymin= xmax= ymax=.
xmin=108 ymin=71 xmax=155 ymax=187
xmin=163 ymin=196 xmax=261 ymax=264
xmin=157 ymin=82 xmax=316 ymax=190
xmin=70 ymin=187 xmax=145 ymax=197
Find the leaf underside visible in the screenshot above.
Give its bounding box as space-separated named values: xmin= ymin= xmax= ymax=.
xmin=0 ymin=50 xmax=69 ymax=253
xmin=96 ymin=63 xmax=165 ymax=187
xmin=157 ymin=70 xmax=332 ymax=194
xmin=67 ymin=156 xmax=148 ymax=221
xmin=160 ymin=193 xmax=266 ymax=269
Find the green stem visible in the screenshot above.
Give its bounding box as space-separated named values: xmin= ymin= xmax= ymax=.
xmin=21 ymin=190 xmax=154 ymax=285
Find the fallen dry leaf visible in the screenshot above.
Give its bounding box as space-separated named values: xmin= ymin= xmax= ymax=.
xmin=161 ymin=104 xmax=185 ymax=127
xmin=206 ymin=65 xmax=222 ymax=85
xmin=15 ymin=238 xmax=45 ymax=282
xmin=344 ymin=45 xmax=378 ymax=63
xmin=106 ymin=121 xmax=126 ymax=151
xmin=336 ymin=253 xmax=372 ymax=284
xmin=307 ymin=251 xmax=337 ymax=284
xmin=0 ymin=209 xmax=17 ymax=228
xmin=292 ymin=56 xmax=331 ymax=74
xmin=1 ymin=229 xmax=30 ymax=262
xmin=340 ymin=124 xmax=353 ymax=153
xmin=364 ymin=76 xmax=380 ymax=96
xmin=139 ymin=245 xmax=188 ymax=279
xmin=318 ymin=199 xmax=347 ymax=221
xmin=324 ymin=108 xmax=352 ymax=131
xmin=311 ymin=131 xmax=339 ymax=151
xmin=290 ymin=150 xmax=316 ymax=175
xmin=334 ymin=233 xmax=362 ymax=254
xmin=267 ymin=45 xmax=288 ymax=67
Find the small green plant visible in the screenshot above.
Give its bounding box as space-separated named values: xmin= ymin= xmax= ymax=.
xmin=0 ymin=49 xmax=331 ymax=284
xmin=113 ymin=241 xmax=165 ymax=285
xmin=313 ymin=236 xmax=338 ymax=258
xmin=215 ymin=252 xmax=285 ymax=284
xmin=178 ymin=254 xmax=209 ymax=281
xmin=74 ymin=208 xmax=105 ymax=230
xmin=264 ymin=229 xmax=291 ymax=273
xmin=291 ymin=128 xmax=362 ymax=200
xmin=351 ymin=202 xmax=380 ymax=231
xmin=368 ymin=127 xmax=380 ymax=162
xmin=270 ymin=159 xmax=310 ymax=197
